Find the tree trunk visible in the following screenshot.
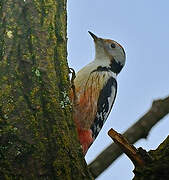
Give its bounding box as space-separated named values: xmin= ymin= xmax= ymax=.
xmin=0 ymin=0 xmax=92 ymax=179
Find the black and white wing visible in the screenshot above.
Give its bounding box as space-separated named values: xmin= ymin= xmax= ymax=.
xmin=90 ymin=76 xmax=117 ymax=139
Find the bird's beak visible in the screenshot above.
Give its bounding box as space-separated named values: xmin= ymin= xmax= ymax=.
xmin=88 ymin=31 xmax=98 ymax=42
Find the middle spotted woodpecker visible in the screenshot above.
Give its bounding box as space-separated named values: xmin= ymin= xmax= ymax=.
xmin=71 ymin=32 xmax=126 ymax=154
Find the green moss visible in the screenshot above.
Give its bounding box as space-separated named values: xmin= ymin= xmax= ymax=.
xmin=0 ymin=0 xmax=92 ymax=179
xmin=133 ymin=136 xmax=169 ymax=180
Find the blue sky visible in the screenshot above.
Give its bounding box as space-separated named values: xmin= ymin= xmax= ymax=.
xmin=67 ymin=1 xmax=169 ymax=179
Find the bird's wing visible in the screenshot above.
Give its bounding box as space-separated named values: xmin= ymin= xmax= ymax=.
xmin=90 ymin=76 xmax=117 ymax=139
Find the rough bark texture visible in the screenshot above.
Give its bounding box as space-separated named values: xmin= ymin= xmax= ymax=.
xmin=133 ymin=135 xmax=169 ymax=180
xmin=88 ymin=95 xmax=169 ymax=178
xmin=0 ymin=0 xmax=92 ymax=179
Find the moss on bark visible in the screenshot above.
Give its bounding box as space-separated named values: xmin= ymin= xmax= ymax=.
xmin=133 ymin=135 xmax=169 ymax=180
xmin=0 ymin=0 xmax=92 ymax=179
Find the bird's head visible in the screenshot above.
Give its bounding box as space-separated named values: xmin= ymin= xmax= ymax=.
xmin=88 ymin=31 xmax=126 ymax=74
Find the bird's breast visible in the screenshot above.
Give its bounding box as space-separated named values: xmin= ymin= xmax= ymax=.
xmin=71 ymin=68 xmax=116 ymax=130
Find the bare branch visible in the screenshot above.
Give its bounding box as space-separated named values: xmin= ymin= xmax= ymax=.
xmin=108 ymin=128 xmax=145 ymax=167
xmin=88 ymin=95 xmax=169 ymax=178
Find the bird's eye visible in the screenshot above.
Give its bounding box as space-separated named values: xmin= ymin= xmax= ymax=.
xmin=111 ymin=43 xmax=116 ymax=48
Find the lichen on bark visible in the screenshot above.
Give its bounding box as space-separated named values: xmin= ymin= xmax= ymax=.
xmin=133 ymin=135 xmax=169 ymax=180
xmin=0 ymin=0 xmax=92 ymax=179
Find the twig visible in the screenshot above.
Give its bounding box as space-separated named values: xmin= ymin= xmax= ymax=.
xmin=108 ymin=128 xmax=145 ymax=167
xmin=88 ymin=95 xmax=169 ymax=178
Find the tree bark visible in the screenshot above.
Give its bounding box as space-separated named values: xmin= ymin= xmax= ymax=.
xmin=133 ymin=135 xmax=169 ymax=180
xmin=0 ymin=0 xmax=92 ymax=179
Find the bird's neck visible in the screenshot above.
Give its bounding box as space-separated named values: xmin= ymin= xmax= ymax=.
xmin=93 ymin=56 xmax=110 ymax=68
xmin=93 ymin=56 xmax=123 ymax=75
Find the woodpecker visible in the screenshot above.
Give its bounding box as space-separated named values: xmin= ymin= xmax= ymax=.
xmin=71 ymin=32 xmax=126 ymax=154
